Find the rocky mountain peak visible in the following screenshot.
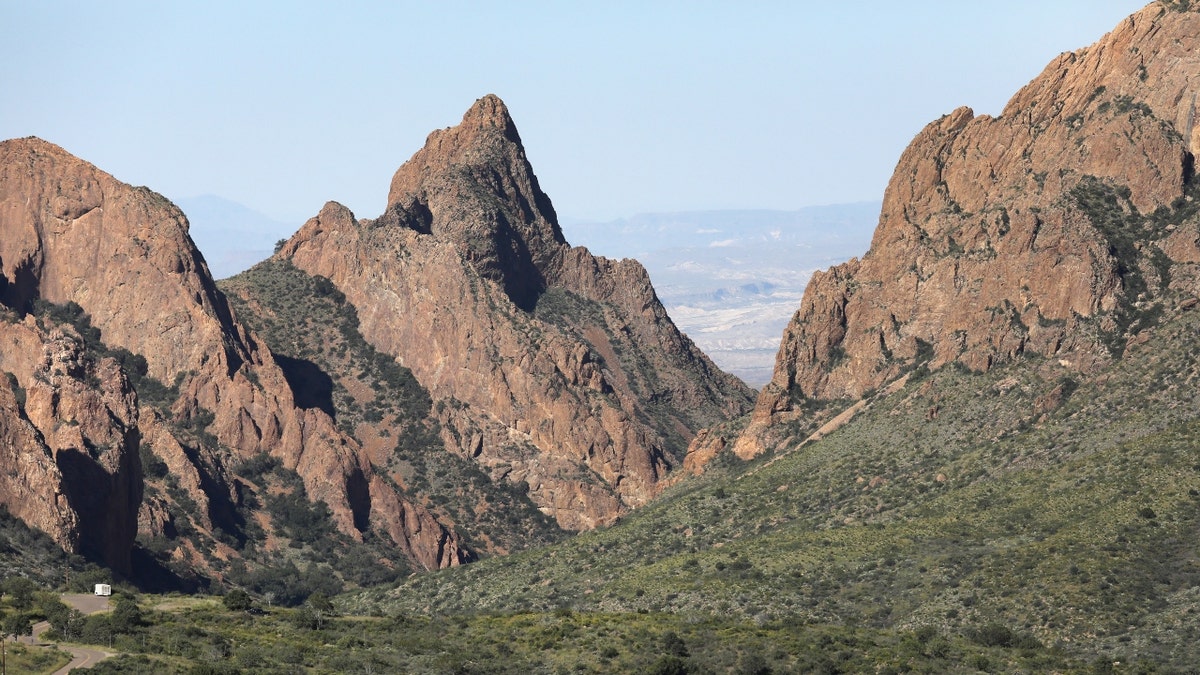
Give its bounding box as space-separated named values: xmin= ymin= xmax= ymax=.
xmin=387 ymin=95 xmax=525 ymax=200
xmin=383 ymin=94 xmax=565 ymax=311
xmin=282 ymin=96 xmax=756 ymax=530
xmin=725 ymin=2 xmax=1200 ymax=459
xmin=1 ymin=137 xmax=468 ymax=577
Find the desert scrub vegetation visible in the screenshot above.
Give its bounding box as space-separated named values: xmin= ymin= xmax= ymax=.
xmin=37 ymin=592 xmax=1103 ymax=674
xmin=1069 ymin=174 xmax=1200 ymax=355
xmin=358 ymin=301 xmax=1200 ymax=669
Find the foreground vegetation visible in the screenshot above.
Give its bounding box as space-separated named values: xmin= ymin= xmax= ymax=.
xmin=0 ymin=591 xmax=1115 ymax=674
xmin=350 ymin=298 xmax=1200 ymax=670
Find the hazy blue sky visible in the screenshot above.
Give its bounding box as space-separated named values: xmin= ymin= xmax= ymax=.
xmin=2 ymin=1 xmax=1147 ymax=224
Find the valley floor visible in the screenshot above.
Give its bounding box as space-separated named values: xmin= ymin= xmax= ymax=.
xmin=30 ymin=596 xmax=1114 ymax=674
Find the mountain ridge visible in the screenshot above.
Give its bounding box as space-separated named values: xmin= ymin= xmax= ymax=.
xmin=730 ymin=1 xmax=1200 ymax=459
xmin=279 ymin=94 xmax=755 ymax=529
xmin=351 ymin=3 xmax=1200 ymax=669
xmin=0 ymin=93 xmax=753 ymax=584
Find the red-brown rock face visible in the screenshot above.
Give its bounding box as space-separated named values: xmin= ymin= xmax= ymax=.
xmin=736 ymin=3 xmax=1200 ymax=457
xmin=282 ymin=95 xmax=755 ymax=529
xmin=0 ymin=318 xmax=81 ymax=556
xmin=0 ymin=314 xmax=140 ymax=573
xmin=0 ymin=138 xmax=466 ymax=572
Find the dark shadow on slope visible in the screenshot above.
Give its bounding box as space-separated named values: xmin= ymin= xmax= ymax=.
xmin=129 ymin=545 xmax=205 ymax=593
xmin=178 ymin=442 xmax=249 ymax=550
xmin=346 ymin=467 xmax=372 ymax=534
xmin=275 ymin=354 xmax=336 ymax=418
xmin=55 ymin=448 xmax=132 ymax=574
xmin=491 ymin=211 xmax=547 ymax=313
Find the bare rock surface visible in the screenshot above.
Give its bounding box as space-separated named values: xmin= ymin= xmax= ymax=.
xmin=732 ymin=3 xmax=1200 ymax=459
xmin=0 ymin=138 xmax=465 ymax=573
xmin=283 ymin=95 xmax=755 ymax=528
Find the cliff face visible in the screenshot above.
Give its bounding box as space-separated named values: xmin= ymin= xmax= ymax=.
xmin=0 ymin=137 xmax=466 ymax=575
xmin=735 ymin=3 xmax=1200 ymax=456
xmin=282 ymin=95 xmax=755 ymax=529
xmin=0 ymin=96 xmax=751 ymax=576
xmin=0 ymin=319 xmax=83 ymax=561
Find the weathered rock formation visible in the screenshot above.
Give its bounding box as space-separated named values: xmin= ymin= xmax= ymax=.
xmin=281 ymin=95 xmax=755 ymax=529
xmin=0 ymin=94 xmax=752 ymax=576
xmin=734 ymin=1 xmax=1200 ymax=458
xmin=0 ymin=319 xmax=85 ymax=561
xmin=0 ymin=137 xmax=466 ymax=574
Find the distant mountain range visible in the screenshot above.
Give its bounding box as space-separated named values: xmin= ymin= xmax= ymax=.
xmin=562 ymin=206 xmax=878 ymax=386
xmin=179 ymin=199 xmax=879 ymax=388
xmin=171 ymin=195 xmax=296 ymax=280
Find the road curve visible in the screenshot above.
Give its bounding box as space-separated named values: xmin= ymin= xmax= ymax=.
xmin=18 ymin=593 xmax=114 ymax=673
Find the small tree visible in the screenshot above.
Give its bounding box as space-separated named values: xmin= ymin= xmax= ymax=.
xmin=222 ymin=589 xmax=253 ymax=612
xmin=2 ymin=611 xmax=32 ymax=642
xmin=110 ymin=594 xmax=143 ymax=634
xmin=3 ymin=578 xmax=35 ymax=610
xmin=307 ymin=592 xmax=334 ymax=614
xmin=661 ymin=631 xmax=689 ymax=658
xmin=294 ymin=593 xmax=334 ymax=631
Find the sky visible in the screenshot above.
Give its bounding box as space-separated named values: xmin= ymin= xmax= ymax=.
xmin=1 ymin=1 xmax=1149 ymax=225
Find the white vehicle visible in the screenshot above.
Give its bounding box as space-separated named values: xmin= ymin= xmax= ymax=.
xmin=94 ymin=583 xmax=111 ymax=596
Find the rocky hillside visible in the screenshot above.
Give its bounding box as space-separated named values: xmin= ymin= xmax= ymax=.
xmin=277 ymin=95 xmax=755 ymax=530
xmin=358 ymin=6 xmax=1200 ymax=667
xmin=0 ymin=137 xmax=465 ymax=586
xmin=731 ymin=2 xmax=1200 ymax=458
xmin=219 ymin=259 xmax=566 ymax=558
xmin=0 ymin=97 xmax=753 ymax=585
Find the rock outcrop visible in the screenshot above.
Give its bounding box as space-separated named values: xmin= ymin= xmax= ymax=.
xmin=0 ymin=319 xmax=82 ymax=559
xmin=281 ymin=95 xmax=755 ymax=529
xmin=0 ymin=137 xmax=466 ymax=574
xmin=0 ymin=95 xmax=751 ymax=576
xmin=734 ymin=2 xmax=1200 ymax=457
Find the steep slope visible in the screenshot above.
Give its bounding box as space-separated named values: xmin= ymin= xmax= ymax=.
xmin=279 ymin=95 xmax=755 ymax=530
xmin=359 ymin=3 xmax=1200 ymax=669
xmin=367 ymin=299 xmax=1200 ymax=667
xmin=0 ymin=313 xmax=123 ymax=570
xmin=736 ymin=2 xmax=1200 ymax=456
xmin=0 ymin=138 xmax=466 ymax=580
xmin=220 ymin=259 xmax=566 ymax=557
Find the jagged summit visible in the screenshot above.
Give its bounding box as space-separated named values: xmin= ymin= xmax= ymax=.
xmin=381 ymin=94 xmax=565 ymax=311
xmin=281 ymin=95 xmax=755 ymax=530
xmin=388 ymin=94 xmax=528 ymax=205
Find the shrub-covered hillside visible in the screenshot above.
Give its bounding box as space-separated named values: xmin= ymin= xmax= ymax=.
xmin=357 ymin=294 xmax=1200 ymax=668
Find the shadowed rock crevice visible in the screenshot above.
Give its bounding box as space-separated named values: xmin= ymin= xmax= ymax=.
xmin=55 ymin=446 xmax=138 ymax=574
xmin=489 ymin=210 xmax=548 ymax=313
xmin=346 ymin=468 xmax=371 ymax=534
xmin=275 ymin=354 xmax=336 ymax=418
xmin=2 ymin=259 xmax=42 ymax=314
xmin=179 ymin=442 xmax=247 ymax=549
